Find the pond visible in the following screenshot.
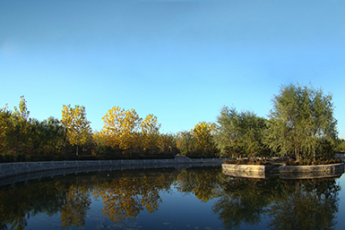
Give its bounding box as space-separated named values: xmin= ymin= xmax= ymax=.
xmin=1 ymin=166 xmax=345 ymax=230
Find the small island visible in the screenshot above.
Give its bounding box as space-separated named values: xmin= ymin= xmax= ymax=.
xmin=222 ymin=158 xmax=344 ymax=179
xmin=218 ymin=84 xmax=344 ymax=179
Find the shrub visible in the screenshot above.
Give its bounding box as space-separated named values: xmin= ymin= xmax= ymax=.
xmin=284 ymin=158 xmax=342 ymax=166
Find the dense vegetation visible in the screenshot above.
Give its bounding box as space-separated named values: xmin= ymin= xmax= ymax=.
xmin=0 ymin=97 xmax=217 ymax=161
xmin=215 ymin=84 xmax=339 ymax=161
xmin=0 ymin=83 xmax=342 ymax=162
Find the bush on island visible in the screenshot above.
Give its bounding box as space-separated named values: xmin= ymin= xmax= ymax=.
xmin=284 ymin=158 xmax=342 ymax=166
xmin=224 ymin=159 xmax=272 ymax=165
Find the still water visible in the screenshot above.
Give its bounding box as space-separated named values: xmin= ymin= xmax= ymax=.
xmin=1 ymin=167 xmax=345 ymax=230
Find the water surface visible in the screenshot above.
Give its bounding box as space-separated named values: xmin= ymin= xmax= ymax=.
xmin=1 ymin=167 xmax=345 ymax=230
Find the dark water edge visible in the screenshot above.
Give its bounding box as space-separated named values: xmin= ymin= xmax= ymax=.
xmin=1 ymin=167 xmax=345 ymax=230
xmin=0 ymin=162 xmax=222 ymax=187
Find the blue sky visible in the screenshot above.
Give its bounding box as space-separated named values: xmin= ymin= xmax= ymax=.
xmin=1 ymin=0 xmax=345 ymax=138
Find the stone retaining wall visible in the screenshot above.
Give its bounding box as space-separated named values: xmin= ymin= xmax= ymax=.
xmin=222 ymin=164 xmax=276 ymax=172
xmin=222 ymin=163 xmax=345 ymax=179
xmin=279 ymin=163 xmax=344 ymax=173
xmin=0 ymin=158 xmax=226 ymax=179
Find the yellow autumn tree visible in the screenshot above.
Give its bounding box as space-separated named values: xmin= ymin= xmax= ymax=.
xmin=101 ymin=106 xmax=142 ymax=154
xmin=61 ymin=105 xmax=92 ymax=155
xmin=159 ymin=133 xmax=176 ymax=154
xmin=141 ymin=114 xmax=161 ymax=153
xmin=190 ymin=122 xmax=217 ymax=155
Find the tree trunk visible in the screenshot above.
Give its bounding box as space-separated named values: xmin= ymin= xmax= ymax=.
xmin=76 ymin=145 xmax=78 ymax=156
xmin=295 ymin=149 xmax=300 ymax=161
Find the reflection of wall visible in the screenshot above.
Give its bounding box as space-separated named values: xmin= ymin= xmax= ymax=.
xmin=279 ymin=170 xmax=344 ymax=179
xmin=0 ymin=162 xmax=224 ymax=187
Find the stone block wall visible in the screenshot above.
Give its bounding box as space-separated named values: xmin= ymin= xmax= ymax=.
xmin=0 ymin=158 xmax=227 ymax=179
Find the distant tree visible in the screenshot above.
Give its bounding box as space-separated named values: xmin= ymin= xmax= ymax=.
xmin=61 ymin=105 xmax=92 ymax=156
xmin=1 ymin=97 xmax=66 ymax=156
xmin=267 ymin=84 xmax=337 ymax=161
xmin=0 ymin=105 xmax=12 ymax=154
xmin=176 ymin=131 xmax=197 ymax=155
xmin=101 ymin=106 xmax=142 ymax=155
xmin=30 ymin=117 xmax=66 ymax=155
xmin=159 ymin=133 xmax=177 ymax=154
xmin=3 ymin=96 xmax=31 ymax=154
xmin=335 ymin=138 xmax=345 ymax=152
xmin=190 ymin=122 xmax=217 ymax=155
xmin=141 ymin=114 xmax=161 ymax=153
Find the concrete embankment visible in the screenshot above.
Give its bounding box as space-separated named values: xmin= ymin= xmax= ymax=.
xmin=0 ymin=157 xmax=226 ymax=186
xmin=222 ymin=162 xmax=344 ymax=179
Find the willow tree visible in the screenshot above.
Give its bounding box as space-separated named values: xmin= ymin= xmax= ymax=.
xmin=61 ymin=105 xmax=92 ymax=156
xmin=214 ymin=107 xmax=269 ymax=160
xmin=267 ymin=84 xmax=337 ymax=161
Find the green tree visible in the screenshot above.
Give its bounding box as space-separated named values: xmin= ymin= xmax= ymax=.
xmin=267 ymin=84 xmax=337 ymax=161
xmin=176 ymin=131 xmax=197 ymax=155
xmin=1 ymin=96 xmax=31 ymax=155
xmin=61 ymin=105 xmax=92 ymax=156
xmin=29 ymin=117 xmax=66 ymax=155
xmin=0 ymin=105 xmax=12 ymax=154
xmin=214 ymin=107 xmax=269 ymax=160
xmin=159 ymin=133 xmax=178 ymax=155
xmin=335 ymin=138 xmax=345 ymax=152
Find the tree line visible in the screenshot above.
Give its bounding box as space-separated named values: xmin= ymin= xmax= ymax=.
xmin=0 ymin=83 xmax=341 ymax=161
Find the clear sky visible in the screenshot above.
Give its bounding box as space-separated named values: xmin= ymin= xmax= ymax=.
xmin=1 ymin=0 xmax=345 ymax=138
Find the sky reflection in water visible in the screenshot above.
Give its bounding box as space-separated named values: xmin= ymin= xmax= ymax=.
xmin=1 ymin=167 xmax=344 ymax=230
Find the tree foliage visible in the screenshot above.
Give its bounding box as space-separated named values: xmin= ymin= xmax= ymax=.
xmin=141 ymin=114 xmax=161 ymax=152
xmin=0 ymin=97 xmax=66 ymax=156
xmin=61 ymin=105 xmax=92 ymax=155
xmin=214 ymin=107 xmax=270 ymax=160
xmin=100 ymin=106 xmax=163 ymax=155
xmin=190 ymin=122 xmax=217 ymax=155
xmin=267 ymin=84 xmax=337 ymax=160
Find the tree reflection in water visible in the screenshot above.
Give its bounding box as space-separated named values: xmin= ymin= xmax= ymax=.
xmin=0 ymin=179 xmax=66 ymax=230
xmin=0 ymin=168 xmax=341 ymax=230
xmin=174 ymin=168 xmax=221 ymax=202
xmin=268 ymin=178 xmax=339 ymax=230
xmin=213 ymin=176 xmax=286 ymax=229
xmin=97 ymin=175 xmax=170 ymax=223
xmin=213 ymin=175 xmax=340 ymax=230
xmin=60 ymin=183 xmax=91 ymax=228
